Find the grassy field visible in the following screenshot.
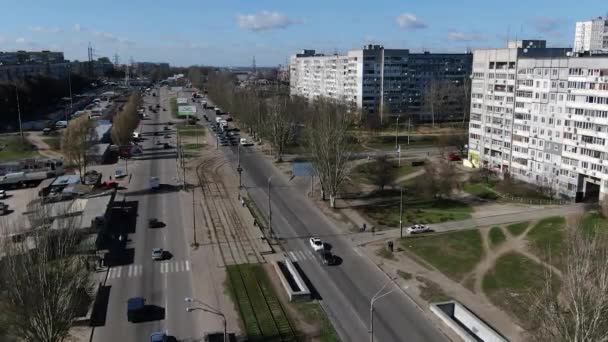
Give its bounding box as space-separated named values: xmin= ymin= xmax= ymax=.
xmin=176 ymin=124 xmax=206 ymax=137
xmin=463 ymin=182 xmax=498 ymax=200
xmin=506 ymin=221 xmax=529 ymax=236
xmin=483 ymin=252 xmax=558 ymax=328
xmin=375 ymin=246 xmax=395 ymax=260
xmin=401 ymin=229 xmax=483 ymax=281
xmin=580 ymin=212 xmax=608 ymax=236
xmin=489 ymin=227 xmax=506 ymax=248
xmin=527 ymin=217 xmax=566 ymax=268
xmin=169 ymin=97 xmax=178 ymax=118
xmin=351 ymin=161 xmax=420 ymax=185
xmin=292 ymin=302 xmax=339 ymax=342
xmin=226 ymin=264 xmax=296 ymax=341
xmin=363 ymin=198 xmax=472 ymax=226
xmin=0 ymin=136 xmax=38 ymax=161
xmin=183 ymin=143 xmax=204 ymax=150
xmin=416 ymin=275 xmax=450 ymax=302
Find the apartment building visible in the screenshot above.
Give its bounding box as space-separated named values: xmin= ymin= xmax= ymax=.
xmin=289 ymin=45 xmax=471 ymax=121
xmin=468 ymin=40 xmax=608 ymax=202
xmin=573 ymin=16 xmax=608 ymax=53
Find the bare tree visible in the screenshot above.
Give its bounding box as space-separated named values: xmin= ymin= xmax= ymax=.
xmin=0 ymin=203 xmax=94 ymax=342
xmin=529 ymin=227 xmax=608 ymax=342
xmin=111 ymin=92 xmax=140 ymax=146
xmin=61 ymin=115 xmax=95 ymax=179
xmin=418 ymin=158 xmax=458 ymax=201
xmin=307 ymin=98 xmax=353 ymax=208
xmin=369 ymin=154 xmax=396 ymax=191
xmin=265 ymin=95 xmax=295 ymax=161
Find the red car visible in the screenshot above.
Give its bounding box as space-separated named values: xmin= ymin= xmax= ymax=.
xmin=447 ymin=153 xmax=461 ymax=161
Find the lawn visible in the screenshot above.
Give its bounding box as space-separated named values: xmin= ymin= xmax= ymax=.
xmin=401 ymin=229 xmax=483 ymax=281
xmin=176 ymin=124 xmax=206 ymax=137
xmin=362 ymin=198 xmax=473 ymax=226
xmin=482 ymin=252 xmax=558 ymax=328
xmin=183 ymin=143 xmax=204 ymax=150
xmin=527 ymin=216 xmax=566 ymax=267
xmin=42 ymin=136 xmax=61 ymax=151
xmin=506 ymin=221 xmax=529 ymax=236
xmin=225 ymin=264 xmax=296 ymax=341
xmin=0 ymin=136 xmax=38 ymax=161
xmin=580 ymin=212 xmax=608 ymax=236
xmin=489 ymin=226 xmax=506 ymax=248
xmin=292 ymin=302 xmax=339 ymax=342
xmin=463 ymin=182 xmax=498 ymax=200
xmin=351 ymin=160 xmax=420 ymax=186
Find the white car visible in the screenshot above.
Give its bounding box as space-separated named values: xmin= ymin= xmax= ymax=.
xmin=407 ymin=224 xmax=431 ymax=235
xmin=114 ymin=169 xmax=127 ymax=178
xmin=0 ymin=190 xmax=6 ymax=199
xmin=309 ymin=237 xmax=324 ymax=252
xmin=152 ymin=248 xmax=164 ymax=260
xmin=240 ymin=138 xmax=248 ymax=146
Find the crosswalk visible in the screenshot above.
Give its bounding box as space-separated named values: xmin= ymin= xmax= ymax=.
xmin=287 ymin=250 xmax=317 ymax=262
xmin=106 ymin=260 xmax=191 ymax=280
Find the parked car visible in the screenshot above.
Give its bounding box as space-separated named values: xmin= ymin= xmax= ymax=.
xmin=309 ymin=237 xmax=324 ymax=252
xmin=0 ymin=189 xmax=6 ymax=199
xmin=0 ymin=202 xmax=9 ymax=215
xmin=406 ymin=224 xmax=431 ymax=235
xmin=150 ymin=332 xmax=167 ymax=342
xmin=163 ymin=143 xmax=172 ymax=149
xmin=240 ymin=138 xmax=248 ymax=146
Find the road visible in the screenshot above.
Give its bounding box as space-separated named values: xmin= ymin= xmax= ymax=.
xmin=91 ymin=87 xmax=198 ymax=341
xmin=198 ymin=97 xmax=447 ymax=342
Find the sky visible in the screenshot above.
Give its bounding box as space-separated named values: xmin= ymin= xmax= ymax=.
xmin=0 ymin=0 xmax=606 ymax=67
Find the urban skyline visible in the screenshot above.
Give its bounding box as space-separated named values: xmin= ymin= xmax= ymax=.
xmin=0 ymin=0 xmax=606 ymax=66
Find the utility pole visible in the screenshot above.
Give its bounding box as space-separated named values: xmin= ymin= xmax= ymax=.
xmin=407 ymin=116 xmax=411 ymax=145
xmin=395 ymin=115 xmax=400 ymax=149
xmin=14 ymin=83 xmax=24 ymax=143
xmin=399 ymin=186 xmax=404 ymax=238
xmin=67 ymin=64 xmax=73 ymax=119
xmin=192 ymin=187 xmax=198 ymax=247
xmin=237 ymin=144 xmax=243 ymax=188
xmin=268 ymin=176 xmax=273 ymax=237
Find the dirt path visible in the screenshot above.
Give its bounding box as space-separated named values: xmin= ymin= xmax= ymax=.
xmin=26 ymin=132 xmax=63 ymax=159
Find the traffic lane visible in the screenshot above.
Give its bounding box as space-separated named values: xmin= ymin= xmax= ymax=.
xmin=235 ymin=142 xmax=446 ymax=342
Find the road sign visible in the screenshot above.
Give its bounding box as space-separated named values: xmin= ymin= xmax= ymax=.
xmin=178 ymin=105 xmax=196 ymax=116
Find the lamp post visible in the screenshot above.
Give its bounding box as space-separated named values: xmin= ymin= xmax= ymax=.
xmin=399 ymin=186 xmax=404 ymax=238
xmin=395 ymin=115 xmax=400 ymax=149
xmin=370 ymin=277 xmax=396 ymax=342
xmin=237 ymin=143 xmax=243 ymax=188
xmin=185 ymin=297 xmax=226 ymax=342
xmin=14 ymin=82 xmax=24 ymax=143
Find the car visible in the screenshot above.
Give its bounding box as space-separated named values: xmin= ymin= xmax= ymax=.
xmin=319 ymin=250 xmax=339 ymax=266
xmin=163 ymin=126 xmax=169 ymax=130
xmin=152 ymin=248 xmax=164 ymax=260
xmin=156 ymin=104 xmax=160 ymax=108
xmin=114 ymin=169 xmax=127 ymax=178
xmin=164 ymin=134 xmax=170 ymax=139
xmin=127 ymin=297 xmax=146 ymax=322
xmin=167 ymin=121 xmax=174 ymax=126
xmin=219 ymin=141 xmax=229 ymax=146
xmin=309 ymin=237 xmax=324 ymax=252
xmin=148 ymin=218 xmax=162 ymax=228
xmin=0 ymin=190 xmax=6 ymax=199
xmin=156 ymin=140 xmax=163 ymax=145
xmin=150 ymin=332 xmax=167 ymax=342
xmin=0 ymin=202 xmax=9 ymax=215
xmin=240 ymin=138 xmax=248 ymax=146
xmin=163 ymin=143 xmax=172 ymax=149
xmin=406 ymin=224 xmax=431 ymax=235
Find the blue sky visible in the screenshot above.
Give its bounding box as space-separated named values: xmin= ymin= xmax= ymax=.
xmin=0 ymin=0 xmax=606 ymax=67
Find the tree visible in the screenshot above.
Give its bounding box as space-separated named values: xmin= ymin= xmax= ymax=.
xmin=0 ymin=203 xmax=94 ymax=342
xmin=307 ymin=98 xmax=353 ymax=208
xmin=529 ymin=227 xmax=608 ymax=342
xmin=111 ymin=92 xmax=140 ymax=146
xmin=61 ymin=115 xmax=95 ymax=179
xmin=369 ymin=155 xmax=396 ymax=191
xmin=418 ymin=158 xmax=458 ymax=201
xmin=265 ymin=96 xmax=293 ymax=161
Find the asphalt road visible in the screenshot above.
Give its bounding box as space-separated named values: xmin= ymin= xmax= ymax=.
xmin=92 ymin=86 xmax=198 ymax=341
xmin=198 ymin=97 xmax=447 ymax=342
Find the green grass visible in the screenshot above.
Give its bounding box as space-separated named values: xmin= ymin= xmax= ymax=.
xmin=42 ymin=136 xmax=61 ymax=151
xmin=292 ymin=302 xmax=340 ymax=342
xmin=226 ymin=264 xmax=296 ymax=341
xmin=580 ymin=212 xmax=608 ymax=236
xmin=401 ymin=229 xmax=483 ymax=281
xmin=0 ymin=136 xmax=38 ymax=161
xmin=415 ymin=275 xmax=450 ymax=302
xmin=489 ymin=226 xmax=506 ymax=248
xmin=169 ymin=97 xmax=178 ymax=118
xmin=363 ymin=198 xmax=472 ymax=226
xmin=527 ymin=217 xmax=566 ymax=267
xmin=183 ymin=143 xmax=204 ymax=150
xmin=351 ymin=160 xmax=420 ymax=186
xmin=463 ymin=182 xmax=498 ymax=200
xmin=506 ymin=221 xmax=530 ymax=236
xmin=483 ymin=252 xmax=558 ymax=328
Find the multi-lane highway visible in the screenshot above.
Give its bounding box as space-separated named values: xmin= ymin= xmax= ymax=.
xmin=92 ymin=87 xmax=198 ymax=341
xmin=198 ymin=96 xmax=447 ymax=342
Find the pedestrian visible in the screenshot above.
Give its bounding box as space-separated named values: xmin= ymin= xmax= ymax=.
xmin=241 ymin=198 xmax=245 ymax=207
xmin=371 ymin=226 xmax=375 ymax=236
xmin=363 ymin=223 xmax=367 ymax=232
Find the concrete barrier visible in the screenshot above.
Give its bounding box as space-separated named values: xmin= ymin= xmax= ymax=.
xmin=73 ymin=282 xmax=101 ymax=326
xmin=273 ymin=259 xmax=310 ymax=302
xmin=430 ymin=300 xmax=508 ymax=342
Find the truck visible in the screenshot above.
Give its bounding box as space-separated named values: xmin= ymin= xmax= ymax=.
xmin=127 ymin=297 xmax=146 ymax=322
xmin=0 ymin=171 xmax=49 ymax=189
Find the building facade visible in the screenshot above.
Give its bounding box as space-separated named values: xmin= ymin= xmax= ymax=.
xmin=574 ymin=16 xmax=608 ymax=53
xmin=289 ymin=45 xmax=472 ymax=121
xmin=468 ymin=40 xmax=608 ymax=202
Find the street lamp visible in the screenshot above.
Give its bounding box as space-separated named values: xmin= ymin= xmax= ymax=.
xmin=395 ymin=115 xmax=400 ymax=149
xmin=237 ymin=143 xmax=243 ymax=188
xmin=370 ymin=277 xmax=396 ymax=342
xmin=399 ymin=186 xmax=404 ymax=238
xmin=268 ymin=176 xmax=273 ymax=238
xmin=185 ymin=297 xmax=227 ymax=342
xmin=13 ymin=82 xmax=24 ymax=143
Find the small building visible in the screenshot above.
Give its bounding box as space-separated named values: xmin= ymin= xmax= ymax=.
xmin=87 ymin=144 xmax=111 ymax=164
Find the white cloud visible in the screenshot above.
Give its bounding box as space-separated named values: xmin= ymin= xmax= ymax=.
xmin=532 ymin=17 xmax=563 ymax=33
xmin=16 ymin=37 xmax=26 ymax=43
xmin=29 ymin=26 xmax=62 ymax=33
xmin=73 ymin=24 xmax=84 ymax=32
xmin=395 ymin=13 xmax=427 ymax=30
xmin=447 ymin=30 xmax=485 ymax=42
xmin=236 ymin=11 xmax=293 ymax=31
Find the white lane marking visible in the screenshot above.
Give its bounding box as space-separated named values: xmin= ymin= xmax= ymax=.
xmin=298 ymin=251 xmax=307 ymax=260
xmin=185 ymin=260 xmax=190 ymax=271
xmin=178 ymin=261 xmax=184 ymax=272
xmin=128 ymin=265 xmax=133 ymax=277
xmin=116 ymin=266 xmax=122 ymax=278
xmin=160 ymin=262 xmax=166 ymax=273
xmin=108 ymin=268 xmax=115 ymax=279
xmin=137 ymin=265 xmax=142 ymax=276
xmin=306 ymin=251 xmax=314 ymax=259
xmin=288 ymin=251 xmax=297 ymax=261
xmin=353 ymin=247 xmax=363 ymax=257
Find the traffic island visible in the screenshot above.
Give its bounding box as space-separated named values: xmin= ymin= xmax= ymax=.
xmin=430 ymin=300 xmax=507 ymax=342
xmin=273 ymin=259 xmax=310 ymax=302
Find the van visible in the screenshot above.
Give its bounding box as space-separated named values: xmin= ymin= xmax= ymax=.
xmin=127 ymin=297 xmax=146 ymax=322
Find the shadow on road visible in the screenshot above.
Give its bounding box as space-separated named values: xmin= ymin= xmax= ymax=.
xmin=293 ymin=262 xmax=321 ymax=300
xmin=132 ymin=153 xmax=177 ymax=161
xmin=90 ymin=285 xmax=111 ymax=327
xmin=124 ymin=184 xmax=181 ymax=196
xmin=104 ymin=248 xmax=135 ymax=266
xmin=131 ymin=305 xmax=165 ymax=323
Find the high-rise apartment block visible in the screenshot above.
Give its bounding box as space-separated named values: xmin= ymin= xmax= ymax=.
xmin=289 ymin=45 xmax=472 ymax=121
xmin=573 ymin=16 xmax=608 ymax=53
xmin=467 ymin=39 xmax=608 ymax=201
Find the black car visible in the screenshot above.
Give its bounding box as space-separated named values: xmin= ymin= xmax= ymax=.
xmin=163 ymin=143 xmax=172 ymax=149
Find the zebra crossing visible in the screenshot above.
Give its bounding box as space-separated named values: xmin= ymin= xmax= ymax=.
xmin=287 ymin=250 xmax=317 ymax=262
xmin=106 ymin=260 xmax=191 ymax=280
